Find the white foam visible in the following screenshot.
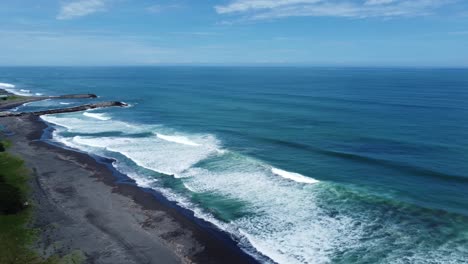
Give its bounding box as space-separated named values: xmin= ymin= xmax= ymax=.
xmin=40 ymin=113 xmax=365 ymax=263
xmin=14 ymin=99 xmax=55 ymax=111
xmin=59 ymin=102 xmax=71 ymax=105
xmin=41 ymin=115 xmax=141 ymax=134
xmin=43 ymin=118 xmax=468 ymax=263
xmin=24 ymin=102 xmax=36 ymax=107
xmin=20 ymin=89 xmax=31 ymax=93
xmin=182 ymin=164 xmax=360 ymax=264
xmin=121 ymin=101 xmax=133 ymax=108
xmin=41 ymin=106 xmax=468 ymax=264
xmin=83 ymin=112 xmax=111 ymax=121
xmin=35 ymin=93 xmax=43 ymax=96
xmin=42 ymin=113 xmax=347 ymax=263
xmin=0 ymin=83 xmax=32 ymax=96
xmin=0 ymin=82 xmax=15 ymax=88
xmin=156 ymin=133 xmax=200 ymax=146
xmin=271 ymin=168 xmax=319 ymax=184
xmin=72 ymin=134 xmax=219 ymax=176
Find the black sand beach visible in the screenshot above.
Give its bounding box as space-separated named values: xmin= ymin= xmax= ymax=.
xmin=0 ymin=102 xmax=260 ymax=263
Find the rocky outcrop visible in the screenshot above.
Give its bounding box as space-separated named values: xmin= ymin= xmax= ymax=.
xmin=50 ymin=94 xmax=98 ymax=99
xmin=0 ymin=101 xmax=128 ymax=117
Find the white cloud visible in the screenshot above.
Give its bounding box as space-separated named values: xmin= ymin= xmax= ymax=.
xmin=57 ymin=0 xmax=107 ymax=20
xmin=215 ymin=0 xmax=322 ymax=13
xmin=215 ymin=0 xmax=455 ymax=20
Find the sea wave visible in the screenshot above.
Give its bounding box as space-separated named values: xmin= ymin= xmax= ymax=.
xmin=40 ymin=113 xmax=359 ymax=263
xmin=0 ymin=82 xmax=15 ymax=88
xmin=72 ymin=134 xmax=219 ymax=176
xmin=156 ymin=133 xmax=200 ymax=146
xmin=255 ymin=136 xmax=468 ymax=184
xmin=0 ymin=82 xmax=32 ymax=96
xmin=42 ymin=115 xmax=146 ymax=134
xmin=271 ymin=168 xmax=319 ymax=184
xmin=83 ymin=112 xmax=111 ymax=121
xmin=40 ymin=112 xmax=468 ymax=264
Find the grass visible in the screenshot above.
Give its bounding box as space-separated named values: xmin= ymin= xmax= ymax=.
xmin=1 ymin=95 xmax=23 ymax=102
xmin=0 ymin=140 xmax=28 ymax=215
xmin=0 ymin=139 xmax=84 ymax=264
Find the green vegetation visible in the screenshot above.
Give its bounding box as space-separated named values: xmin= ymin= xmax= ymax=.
xmin=0 ymin=142 xmax=28 ymax=215
xmin=0 ymin=95 xmax=22 ymax=101
xmin=0 ymin=140 xmax=84 ymax=264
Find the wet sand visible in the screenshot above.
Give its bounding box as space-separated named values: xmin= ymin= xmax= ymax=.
xmin=0 ymin=114 xmax=259 ymax=264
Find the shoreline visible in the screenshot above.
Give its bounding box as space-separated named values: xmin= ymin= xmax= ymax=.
xmin=39 ymin=116 xmax=265 ymax=263
xmin=0 ymin=114 xmax=262 ymax=263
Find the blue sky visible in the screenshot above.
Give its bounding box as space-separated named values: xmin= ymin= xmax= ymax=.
xmin=1 ymin=0 xmax=467 ymax=66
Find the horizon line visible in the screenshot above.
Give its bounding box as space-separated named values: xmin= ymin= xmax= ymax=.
xmin=0 ymin=64 xmax=467 ymax=69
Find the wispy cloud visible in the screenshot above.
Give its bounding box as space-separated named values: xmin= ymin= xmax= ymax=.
xmin=57 ymin=0 xmax=107 ymax=20
xmin=215 ymin=0 xmax=322 ymax=13
xmin=215 ymin=0 xmax=456 ymax=20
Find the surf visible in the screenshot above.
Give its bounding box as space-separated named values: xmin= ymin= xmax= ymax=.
xmin=32 ymin=65 xmax=468 ymax=264
xmin=83 ymin=112 xmax=111 ymax=121
xmin=156 ymin=133 xmax=200 ymax=146
xmin=0 ymin=82 xmax=15 ymax=88
xmin=271 ymin=168 xmax=319 ymax=184
xmin=40 ymin=108 xmax=468 ymax=264
xmin=0 ymin=82 xmax=31 ymax=96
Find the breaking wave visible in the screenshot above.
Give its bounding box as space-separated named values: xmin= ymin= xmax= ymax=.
xmin=0 ymin=82 xmax=30 ymax=96
xmin=271 ymin=168 xmax=319 ymax=184
xmin=0 ymin=82 xmax=15 ymax=88
xmin=156 ymin=133 xmax=200 ymax=146
xmin=40 ymin=112 xmax=468 ymax=264
xmin=83 ymin=112 xmax=111 ymax=121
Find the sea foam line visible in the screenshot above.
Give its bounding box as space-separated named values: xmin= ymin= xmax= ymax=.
xmin=83 ymin=112 xmax=111 ymax=121
xmin=0 ymin=82 xmax=15 ymax=88
xmin=0 ymin=82 xmax=26 ymax=96
xmin=0 ymin=82 xmax=35 ymax=96
xmin=41 ymin=114 xmax=327 ymax=263
xmin=271 ymin=168 xmax=319 ymax=184
xmin=156 ymin=133 xmax=200 ymax=146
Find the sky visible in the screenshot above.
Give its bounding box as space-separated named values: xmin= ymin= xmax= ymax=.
xmin=0 ymin=0 xmax=467 ymax=66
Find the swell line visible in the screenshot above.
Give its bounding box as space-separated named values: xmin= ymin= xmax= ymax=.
xmin=257 ymin=137 xmax=468 ymax=184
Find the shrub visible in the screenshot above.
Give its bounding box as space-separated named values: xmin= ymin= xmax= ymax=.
xmin=0 ymin=175 xmax=25 ymax=215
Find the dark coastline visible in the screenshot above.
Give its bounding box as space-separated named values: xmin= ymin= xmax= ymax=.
xmin=37 ymin=116 xmax=265 ymax=264
xmin=0 ymin=112 xmax=264 ymax=263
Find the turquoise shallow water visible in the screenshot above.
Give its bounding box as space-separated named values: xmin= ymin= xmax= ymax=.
xmin=1 ymin=67 xmax=468 ymax=263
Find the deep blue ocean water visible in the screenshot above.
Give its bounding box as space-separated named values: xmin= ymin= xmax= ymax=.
xmin=1 ymin=67 xmax=468 ymax=263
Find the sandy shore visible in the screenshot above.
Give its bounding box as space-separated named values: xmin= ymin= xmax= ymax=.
xmin=0 ymin=114 xmax=259 ymax=264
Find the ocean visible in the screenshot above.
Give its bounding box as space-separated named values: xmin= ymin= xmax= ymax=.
xmin=1 ymin=67 xmax=468 ymax=263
